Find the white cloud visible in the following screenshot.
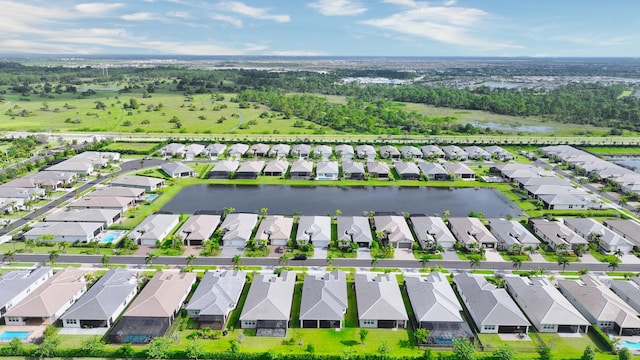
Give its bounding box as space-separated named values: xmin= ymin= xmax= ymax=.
xmin=268 ymin=50 xmax=329 ymax=56
xmin=219 ymin=1 xmax=290 ymax=23
xmin=308 ymin=0 xmax=366 ymax=16
xmin=167 ymin=11 xmax=190 ymax=18
xmin=209 ymin=13 xmax=243 ymax=28
xmin=362 ymin=1 xmax=521 ymax=49
xmin=75 ymin=2 xmax=125 ymax=16
xmin=121 ymin=12 xmax=158 ymax=21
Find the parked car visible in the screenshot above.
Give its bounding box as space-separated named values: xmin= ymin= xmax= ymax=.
xmin=276 ymin=246 xmax=285 ymax=253
xmin=293 ymin=254 xmax=307 ymax=260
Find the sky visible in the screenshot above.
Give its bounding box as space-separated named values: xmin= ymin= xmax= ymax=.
xmin=0 ymin=0 xmax=638 ymax=57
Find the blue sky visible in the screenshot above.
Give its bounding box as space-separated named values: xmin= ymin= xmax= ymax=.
xmin=0 ymin=0 xmax=637 ymax=57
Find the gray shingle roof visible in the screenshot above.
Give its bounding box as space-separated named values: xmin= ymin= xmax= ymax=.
xmin=221 ymin=213 xmax=258 ymax=242
xmin=111 ymin=176 xmax=164 ymax=189
xmin=337 ymin=216 xmax=372 ymax=244
xmin=177 ymin=215 xmax=221 ymax=241
xmin=297 ymin=216 xmax=331 ymax=243
xmin=488 ymin=218 xmax=540 ymax=247
xmin=25 ymin=221 xmax=103 ymax=239
xmin=300 ymin=271 xmax=348 ymax=321
xmin=355 ymin=273 xmax=408 ymax=321
xmin=186 ymin=270 xmax=246 ymax=316
xmin=45 ymin=209 xmax=121 ymax=224
xmin=160 ymin=162 xmax=194 ymax=177
xmin=411 ymin=216 xmax=456 ymax=247
xmin=123 ymin=272 xmax=197 ymax=318
xmin=374 ymin=215 xmax=414 ymax=245
xmin=90 ymin=187 xmax=145 ymax=198
xmin=0 ymin=267 xmax=53 ymax=309
xmin=405 ymin=273 xmax=463 ymax=323
xmin=130 ymin=214 xmax=180 ymax=241
xmin=240 ymin=271 xmax=295 ymax=321
xmin=237 ymin=160 xmax=265 ymax=173
xmin=341 ymin=161 xmax=365 ymax=175
xmin=211 ymin=160 xmax=240 ymax=173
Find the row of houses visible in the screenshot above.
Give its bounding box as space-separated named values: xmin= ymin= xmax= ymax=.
xmin=159 ymin=142 xmax=514 ymax=162
xmin=542 ymin=145 xmax=640 ymax=196
xmin=206 ymin=159 xmax=476 ymax=180
xmin=491 ymin=163 xmax=602 ymax=210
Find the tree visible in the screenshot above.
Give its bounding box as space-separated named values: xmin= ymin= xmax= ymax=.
xmin=82 ymin=337 xmax=105 ymax=357
xmin=146 ymin=337 xmax=172 ymax=359
xmin=57 ymin=241 xmax=69 ymax=254
xmin=377 ymin=340 xmax=391 ymax=357
xmin=101 ymin=254 xmax=111 ymax=267
xmin=185 ymin=339 xmax=205 ymax=360
xmin=7 ymin=337 xmax=23 ymax=356
xmin=260 ymin=207 xmax=268 ymax=218
xmin=334 ymin=209 xmax=342 ymax=219
xmin=512 ymin=258 xmax=523 ymax=271
xmin=25 ymin=239 xmax=35 ymax=253
xmin=614 ymin=249 xmax=624 ymax=258
xmin=493 ymin=345 xmax=514 ymax=360
xmin=48 ymin=250 xmax=59 ymax=265
xmin=618 ymin=347 xmax=632 ymax=360
xmin=34 ymin=336 xmax=61 ymax=358
xmin=144 ymin=253 xmax=158 ymax=266
xmin=557 ymin=256 xmax=570 ymax=273
xmin=326 ymin=254 xmax=334 ymax=268
xmin=232 ymin=254 xmax=243 ymax=269
xmin=229 ymin=340 xmax=240 ymax=353
xmin=279 ymin=253 xmax=292 ymax=268
xmin=415 ymin=328 xmax=430 ymax=344
xmin=581 ymin=345 xmax=596 ymax=360
xmin=538 ymin=346 xmax=552 ymax=360
xmin=359 ymin=328 xmax=369 ymax=344
xmin=608 ymin=258 xmax=621 ymax=272
xmin=469 ymin=255 xmax=482 ymax=270
xmin=371 ymin=256 xmax=380 ymax=269
xmin=452 ymin=337 xmax=475 ymax=360
xmin=3 ymin=250 xmax=16 ymax=263
xmin=420 ymin=254 xmax=430 ymax=270
xmin=186 ymin=254 xmax=196 ymax=267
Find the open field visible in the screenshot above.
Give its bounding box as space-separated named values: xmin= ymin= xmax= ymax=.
xmin=101 ymin=142 xmax=161 ymax=153
xmin=581 ymin=146 xmax=640 ymax=155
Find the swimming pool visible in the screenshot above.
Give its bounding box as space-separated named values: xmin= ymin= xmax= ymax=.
xmin=101 ymin=233 xmax=119 ymax=243
xmin=622 ymin=340 xmax=640 ymax=350
xmin=0 ymin=331 xmax=31 ymax=341
xmin=147 ymin=194 xmax=158 ymax=201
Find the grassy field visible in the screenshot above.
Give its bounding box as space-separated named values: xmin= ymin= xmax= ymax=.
xmin=101 ymin=142 xmax=161 ymax=153
xmin=581 ymin=146 xmax=640 ymax=155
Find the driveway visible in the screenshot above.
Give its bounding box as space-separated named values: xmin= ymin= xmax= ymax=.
xmin=312 ymin=247 xmax=327 ymax=260
xmin=394 ymin=248 xmax=415 ymax=261
xmin=579 ymin=253 xmax=601 ymax=264
xmin=484 ymin=248 xmax=505 ymax=262
xmin=529 ymin=253 xmax=548 ymax=263
xmin=442 ymin=249 xmax=459 ymax=261
xmin=357 ymin=248 xmax=371 ymax=259
xmin=220 ymin=247 xmax=243 ymax=257
xmin=621 ymin=254 xmax=640 ymax=265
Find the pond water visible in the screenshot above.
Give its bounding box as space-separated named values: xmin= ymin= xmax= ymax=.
xmin=467 ymin=121 xmax=554 ymax=134
xmin=161 ymin=185 xmax=522 ymax=217
xmin=605 ymin=156 xmax=640 ymax=173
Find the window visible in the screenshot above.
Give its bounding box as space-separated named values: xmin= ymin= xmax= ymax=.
xmin=484 ymin=325 xmax=496 ymax=331
xmin=65 ymin=319 xmax=78 ymax=325
xmin=543 ymin=324 xmax=555 ymax=330
xmin=363 ymin=320 xmax=375 ymax=325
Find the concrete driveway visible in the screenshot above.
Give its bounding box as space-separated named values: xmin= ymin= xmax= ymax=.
xmin=621 ymin=254 xmax=640 ymax=264
xmin=220 ymin=247 xmax=243 ymax=257
xmin=357 ymin=248 xmax=371 ymax=259
xmin=484 ymin=249 xmax=505 ymax=262
xmin=394 ymin=248 xmax=416 ymax=261
xmin=313 ymin=247 xmax=327 ymax=259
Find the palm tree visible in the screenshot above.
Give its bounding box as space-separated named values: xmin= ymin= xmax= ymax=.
xmin=326 ymin=254 xmax=334 ymax=268
xmin=25 ymin=239 xmax=35 ymax=253
xmin=231 ymin=254 xmax=243 ymax=270
xmin=512 ymin=258 xmax=523 ymax=271
xmin=469 ymin=256 xmax=482 ymax=270
xmin=2 ymin=250 xmax=16 ymax=263
xmin=608 ymin=258 xmax=621 ymax=272
xmin=334 ymin=209 xmax=342 ymax=218
xmin=557 ymin=256 xmax=570 ymax=274
xmin=57 ymin=241 xmax=69 ymax=254
xmin=260 ymin=207 xmax=268 ymax=218
xmin=144 ymin=253 xmax=158 ymax=266
xmin=613 ymin=249 xmax=624 ymax=258
xmin=420 ymin=254 xmax=430 ymax=270
xmin=279 ymin=254 xmax=291 ymax=268
xmin=101 ymin=254 xmax=111 ymax=267
xmin=186 ymin=254 xmax=196 ymax=267
xmin=48 ymin=250 xmax=60 ymax=265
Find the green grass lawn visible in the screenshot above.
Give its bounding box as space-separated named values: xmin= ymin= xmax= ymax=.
xmin=102 ymin=142 xmax=161 ymax=153
xmin=588 ymin=248 xmax=619 ymax=263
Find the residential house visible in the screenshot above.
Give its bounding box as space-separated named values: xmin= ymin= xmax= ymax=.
xmin=300 ymin=271 xmax=348 ymax=328
xmin=453 ymin=272 xmax=530 ymax=334
xmin=1 ymin=178 xmax=46 ymax=189
xmin=4 ymin=268 xmax=87 ymax=326
xmin=604 ymin=219 xmax=640 ymax=247
xmin=401 ymin=146 xmax=422 ymax=160
xmin=89 ymin=187 xmax=145 ymax=201
xmin=184 ymin=144 xmax=205 ymax=160
xmin=342 ymin=161 xmax=365 ymax=180
xmin=45 ymin=161 xmax=94 ymax=175
xmin=557 ymin=275 xmax=640 ymax=336
xmin=177 ymin=215 xmax=221 ymax=246
xmin=159 ymin=143 xmax=186 ymax=158
xmin=464 ymin=146 xmax=491 ymax=161
xmin=488 ymin=218 xmax=540 ymax=251
xmin=405 ymin=273 xmax=473 ymax=344
xmin=186 ymin=270 xmax=246 ymax=330
xmin=313 ymin=145 xmax=333 ymax=159
xmin=337 ymin=216 xmax=372 ymax=248
xmin=26 ymin=170 xmax=76 ymax=186
xmin=355 ymin=273 xmax=408 ymax=329
xmin=24 ymin=221 xmax=104 ymax=243
xmin=538 ymin=193 xmax=601 ymax=210
xmin=315 ymin=161 xmax=339 ymax=180
xmin=421 ymin=145 xmax=445 ymax=159
xmin=380 ymin=145 xmax=401 ymax=159
xmin=394 ymin=161 xmax=421 ymax=180
xmin=235 ymin=161 xmax=265 ymax=179
xmin=110 ymin=176 xmax=165 ymax=192
xmin=448 ymin=217 xmax=498 ymax=250
xmin=70 ymin=151 xmax=120 ymax=166
xmin=373 ymin=215 xmax=414 ymax=248
xmin=485 ymin=146 xmax=514 ymax=161
xmin=256 ymin=215 xmax=293 ymax=246
xmin=610 ymin=278 xmax=640 ymax=314
xmin=291 ymin=144 xmax=311 ymax=159
xmin=220 ymin=213 xmax=258 ymax=247
xmin=443 ymin=162 xmax=476 ymax=180
xmin=239 ymin=271 xmax=296 ymax=337
xmin=366 ymin=161 xmax=390 ymax=179
xmin=45 ymin=208 xmax=121 ymax=227
xmin=529 ymin=218 xmax=588 ymax=251
xmin=356 ymin=145 xmax=376 ymax=160
xmin=0 ymin=267 xmax=53 ymax=318
xmin=61 ymin=269 xmax=137 ymax=329
xmin=109 ymin=271 xmax=197 ymax=343
xmin=289 ymin=160 xmax=313 ymax=179
xmin=209 ymin=160 xmax=240 ymax=179
xmin=205 ymin=143 xmax=227 ymax=159
xmin=228 ymin=143 xmax=249 ymax=159
xmin=0 ymin=187 xmax=45 ymax=201
xmin=129 ymin=214 xmax=180 ymax=246
xmin=418 ymin=162 xmax=450 ymax=181
xmin=411 ymin=216 xmax=456 ymax=250
xmin=263 ymin=159 xmax=289 ymax=177
xmin=247 ymin=143 xmax=270 ymax=157
xmin=269 ymin=144 xmax=290 ymax=158
xmin=441 ymin=145 xmax=468 ymax=161
xmin=563 ymin=218 xmax=634 ymax=253
xmin=68 ymin=196 xmax=135 ymax=213
xmin=296 ymin=216 xmax=331 ymax=248
xmin=504 ymin=276 xmax=589 ymax=333
xmin=160 ymin=162 xmax=198 ymax=178
xmin=335 ymin=144 xmax=354 ymax=160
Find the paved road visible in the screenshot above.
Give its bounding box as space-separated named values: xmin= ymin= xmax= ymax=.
xmin=7 ymin=253 xmax=639 ymax=273
xmin=0 ymin=158 xmax=167 ymax=236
